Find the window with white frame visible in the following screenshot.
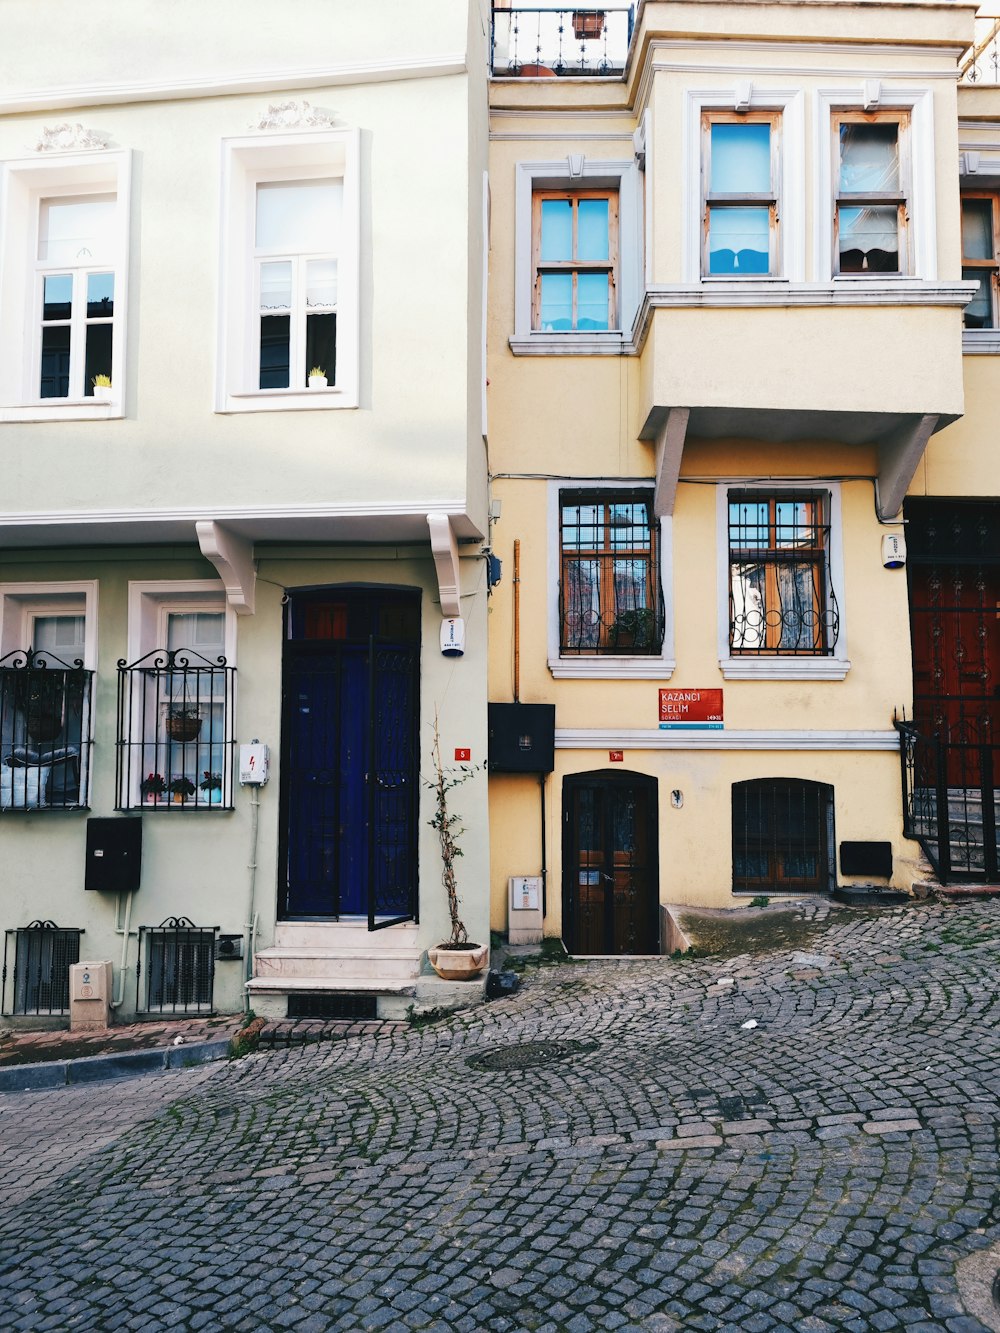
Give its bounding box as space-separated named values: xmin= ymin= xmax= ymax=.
xmin=117 ymin=585 xmax=236 ymax=811
xmin=702 ymin=113 xmax=780 ymax=277
xmin=717 ymin=485 xmax=849 ymax=680
xmin=513 ymin=159 xmax=642 ymax=352
xmin=0 ymin=152 xmax=130 ymax=419
xmin=218 ymin=130 xmax=359 ymax=412
xmin=833 ymin=112 xmax=910 ymax=275
xmin=0 ymin=583 xmax=97 ymax=811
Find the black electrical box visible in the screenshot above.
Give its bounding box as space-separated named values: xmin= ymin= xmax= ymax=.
xmin=839 ymin=840 xmax=893 ymax=878
xmin=488 ymin=703 xmax=555 ymax=773
xmin=85 ymin=818 xmax=143 ymax=892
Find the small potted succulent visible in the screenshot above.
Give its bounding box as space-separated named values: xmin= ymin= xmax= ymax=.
xmin=166 ymin=707 xmax=202 ymax=743
xmin=168 ymin=774 xmax=196 ymax=804
xmin=140 ymin=772 xmax=166 ymax=805
xmin=308 ymin=366 xmax=328 ymax=389
xmin=199 ymin=770 xmax=223 ymax=804
xmin=92 ymin=373 xmax=112 ymax=401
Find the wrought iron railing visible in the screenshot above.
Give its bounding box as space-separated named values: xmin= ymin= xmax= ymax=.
xmin=0 ymin=649 xmax=93 ymax=812
xmin=491 ymin=6 xmax=635 ymax=77
xmin=116 ymin=648 xmax=236 ymax=811
xmin=2 ymin=922 xmax=83 ymax=1015
xmin=962 ymin=11 xmax=1000 ymax=84
xmin=137 ymin=918 xmax=218 ymax=1014
xmin=896 ymin=717 xmax=999 ymax=883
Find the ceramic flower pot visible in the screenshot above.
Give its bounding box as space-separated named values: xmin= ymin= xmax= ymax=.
xmin=427 ymin=943 xmax=489 ymax=980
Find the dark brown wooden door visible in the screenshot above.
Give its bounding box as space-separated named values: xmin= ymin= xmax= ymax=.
xmin=563 ymin=773 xmax=658 ymax=955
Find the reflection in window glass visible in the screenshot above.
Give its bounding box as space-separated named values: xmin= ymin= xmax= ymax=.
xmin=962 ymin=199 xmax=994 ymax=260
xmin=838 ymin=205 xmax=899 ymax=273
xmin=32 ymin=615 xmax=86 ymax=657
xmin=711 ymin=123 xmax=771 ymax=193
xmin=38 ymin=195 xmax=116 ymax=264
xmin=42 ymin=274 xmax=72 ymax=321
xmin=86 ymin=273 xmax=114 ymax=318
xmin=539 ymin=272 xmax=573 ymax=330
xmin=577 ymin=272 xmax=609 ymax=330
xmin=540 ymin=200 xmax=573 ymax=261
xmin=255 ymin=180 xmax=342 ymax=251
xmin=963 ymin=271 xmax=993 ymax=329
xmin=708 ymin=207 xmax=769 ymax=274
xmin=577 ymin=199 xmax=609 ymax=261
xmin=40 ymin=327 xmax=71 ymax=399
xmin=839 ymin=123 xmax=899 ymax=193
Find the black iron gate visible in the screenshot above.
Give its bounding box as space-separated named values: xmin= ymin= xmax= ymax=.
xmin=901 ymin=500 xmax=1000 ymax=882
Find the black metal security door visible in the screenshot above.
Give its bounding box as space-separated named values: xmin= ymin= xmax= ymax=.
xmin=279 ymin=589 xmax=419 ymax=925
xmin=563 ymin=772 xmax=658 ymax=955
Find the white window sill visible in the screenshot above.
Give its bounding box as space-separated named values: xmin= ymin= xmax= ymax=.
xmin=218 ymin=386 xmax=358 ymax=413
xmin=549 ymin=656 xmax=676 ymax=680
xmin=962 ymin=330 xmax=1000 ymax=355
xmin=0 ymin=399 xmax=121 ymax=423
xmin=720 ymin=656 xmax=851 ymax=681
xmin=510 ymin=332 xmax=628 ymax=357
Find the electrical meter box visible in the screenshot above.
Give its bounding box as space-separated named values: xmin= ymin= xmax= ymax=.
xmin=69 ymin=959 xmax=112 ymax=1032
xmin=85 ymin=818 xmax=142 ymax=892
xmin=239 ymin=743 xmax=269 ymax=785
xmin=488 ymin=703 xmax=555 ymax=773
xmin=508 ymin=875 xmax=544 ymax=945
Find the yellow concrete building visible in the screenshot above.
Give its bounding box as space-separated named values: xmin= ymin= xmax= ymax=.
xmin=486 ymin=0 xmax=999 ymax=952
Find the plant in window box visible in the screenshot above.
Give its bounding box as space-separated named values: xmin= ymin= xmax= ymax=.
xmin=168 ymin=774 xmax=196 ymax=805
xmin=166 ymin=707 xmax=202 ymax=743
xmin=92 ymin=374 xmax=112 ymax=402
xmin=425 ymin=712 xmax=488 ymax=981
xmin=572 ymin=10 xmax=605 ymax=39
xmin=611 ymin=607 xmax=655 ymax=651
xmin=140 ymin=772 xmax=166 ymax=805
xmin=199 ymin=770 xmax=223 ymax=805
xmin=308 ymin=366 xmax=328 ymax=389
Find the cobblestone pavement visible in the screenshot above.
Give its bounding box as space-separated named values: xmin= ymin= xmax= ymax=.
xmin=1 ymin=899 xmax=999 ymax=1332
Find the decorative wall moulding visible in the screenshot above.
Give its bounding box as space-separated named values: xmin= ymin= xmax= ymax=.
xmin=34 ymin=122 xmax=109 ymax=152
xmin=249 ymin=99 xmax=335 ymax=131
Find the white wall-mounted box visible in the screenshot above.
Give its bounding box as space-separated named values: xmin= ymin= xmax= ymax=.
xmin=508 ymin=875 xmax=543 ymax=944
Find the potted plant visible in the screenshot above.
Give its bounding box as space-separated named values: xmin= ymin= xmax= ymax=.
xmin=611 ymin=606 xmax=655 ymax=651
xmin=166 ymin=707 xmax=202 ymax=742
xmin=199 ymin=770 xmax=223 ymax=804
xmin=92 ymin=373 xmax=112 ymax=401
xmin=140 ymin=772 xmax=166 ymax=805
xmin=572 ymin=10 xmax=605 ymax=40
xmin=425 ymin=713 xmax=489 ymax=981
xmin=19 ymin=670 xmax=65 ymax=743
xmin=168 ymin=774 xmax=196 ymax=804
xmin=308 ymin=366 xmax=328 ymax=389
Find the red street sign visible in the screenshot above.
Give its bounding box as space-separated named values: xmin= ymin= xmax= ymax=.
xmin=659 ymin=688 xmax=724 ymax=730
xmin=454 ymin=748 xmax=471 ymax=762
xmin=609 ymin=750 xmax=624 ymax=762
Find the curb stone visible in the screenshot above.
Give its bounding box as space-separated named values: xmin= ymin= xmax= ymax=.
xmin=0 ymin=1037 xmax=232 ymax=1095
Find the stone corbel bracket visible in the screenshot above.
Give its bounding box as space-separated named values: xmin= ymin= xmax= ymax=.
xmin=427 ymin=513 xmax=462 ymax=618
xmin=196 ymin=521 xmax=256 ymax=615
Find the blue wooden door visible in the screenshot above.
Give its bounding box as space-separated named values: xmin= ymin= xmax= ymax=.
xmin=279 ymin=590 xmax=419 ymax=922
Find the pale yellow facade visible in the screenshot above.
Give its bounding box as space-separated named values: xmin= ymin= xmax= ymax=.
xmin=487 ymin=0 xmax=996 ymax=945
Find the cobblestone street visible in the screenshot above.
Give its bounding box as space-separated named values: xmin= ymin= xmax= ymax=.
xmin=1 ymin=899 xmax=999 ymax=1332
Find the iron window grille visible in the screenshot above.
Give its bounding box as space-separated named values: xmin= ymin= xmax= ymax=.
xmin=728 ymin=491 xmax=839 ymax=655
xmin=2 ymin=922 xmax=83 ymax=1015
xmin=732 ymin=779 xmax=834 ymax=894
xmin=0 ymin=648 xmax=93 ymax=812
xmin=560 ymin=491 xmax=663 ymax=654
xmin=138 ymin=918 xmax=218 ymax=1015
xmin=116 ymin=648 xmax=236 ymax=810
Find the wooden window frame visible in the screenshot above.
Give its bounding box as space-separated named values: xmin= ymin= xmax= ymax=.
xmin=732 ymin=778 xmax=832 ymax=894
xmin=728 ymin=492 xmax=834 ymax=656
xmin=961 ymin=190 xmax=1000 ymax=329
xmin=559 ymin=490 xmax=659 ymax=655
xmin=531 ymin=188 xmax=619 ymax=332
xmin=701 ymin=110 xmax=781 ymax=278
xmin=832 ymin=110 xmax=911 ymax=276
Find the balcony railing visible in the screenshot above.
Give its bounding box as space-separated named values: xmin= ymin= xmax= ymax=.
xmin=962 ymin=10 xmax=1000 ymax=83
xmin=0 ymin=649 xmax=93 ymax=812
xmin=491 ymin=6 xmax=635 ymax=77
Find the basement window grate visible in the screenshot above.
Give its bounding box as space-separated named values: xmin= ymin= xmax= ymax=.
xmin=287 ymin=992 xmax=378 ymax=1020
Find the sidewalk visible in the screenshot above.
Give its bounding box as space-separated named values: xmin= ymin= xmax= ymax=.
xmin=0 ymin=1011 xmax=405 ymax=1093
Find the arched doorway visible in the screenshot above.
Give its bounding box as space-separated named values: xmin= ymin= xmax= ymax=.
xmin=562 ymin=771 xmax=659 ymax=955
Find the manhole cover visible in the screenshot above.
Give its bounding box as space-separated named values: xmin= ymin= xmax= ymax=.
xmin=467 ymin=1039 xmax=598 ymax=1071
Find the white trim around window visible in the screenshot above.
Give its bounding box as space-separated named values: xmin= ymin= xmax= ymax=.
xmin=0 ymin=151 xmax=130 ymax=422
xmin=217 ymin=129 xmax=360 ymax=413
xmin=0 ymin=581 xmax=99 ymax=668
xmin=683 ymin=88 xmax=805 ymax=285
xmin=511 ymin=158 xmax=642 ymax=355
xmin=126 ymin=581 xmax=236 ymax=666
xmin=816 ymin=88 xmax=936 ymax=283
xmin=715 ymin=482 xmax=850 ymax=681
xmin=547 ymin=478 xmax=675 ymax=679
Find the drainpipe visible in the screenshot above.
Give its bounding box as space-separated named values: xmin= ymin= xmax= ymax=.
xmin=108 ymin=889 xmax=134 ymax=1011
xmin=244 ymin=783 xmax=261 ymax=1013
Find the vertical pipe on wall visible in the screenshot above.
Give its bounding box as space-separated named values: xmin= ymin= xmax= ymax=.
xmin=513 ymin=538 xmax=521 ymax=703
